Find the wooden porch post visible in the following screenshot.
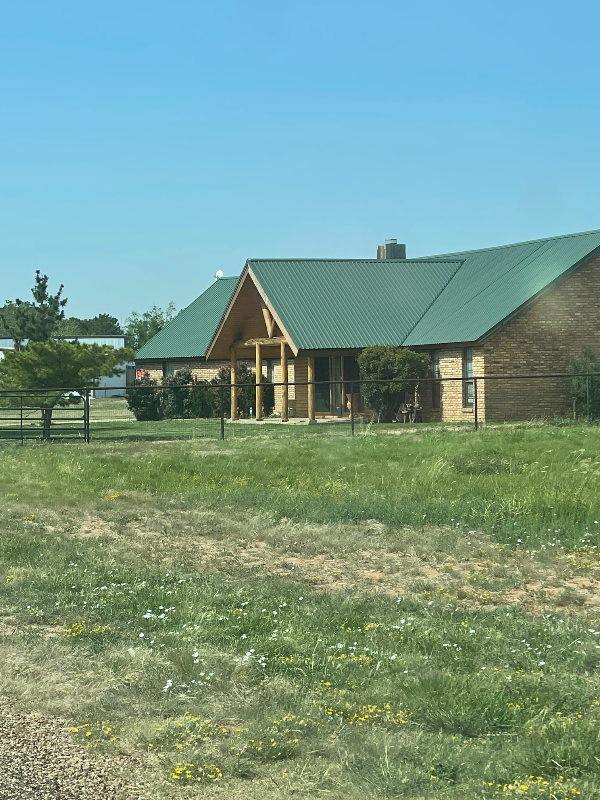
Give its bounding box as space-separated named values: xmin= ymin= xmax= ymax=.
xmin=340 ymin=356 xmax=346 ymax=417
xmin=280 ymin=341 xmax=288 ymax=422
xmin=230 ymin=348 xmax=238 ymax=420
xmin=307 ymin=356 xmax=315 ymax=421
xmin=255 ymin=342 xmax=263 ymax=420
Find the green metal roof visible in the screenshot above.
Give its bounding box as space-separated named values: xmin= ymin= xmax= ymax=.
xmin=136 ymin=277 xmax=238 ymax=360
xmin=404 ymin=229 xmax=600 ymax=345
xmin=140 ymin=229 xmax=600 ymax=360
xmin=248 ymin=259 xmax=462 ymax=350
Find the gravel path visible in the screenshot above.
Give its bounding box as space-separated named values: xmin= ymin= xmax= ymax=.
xmin=0 ymin=698 xmax=141 ymax=800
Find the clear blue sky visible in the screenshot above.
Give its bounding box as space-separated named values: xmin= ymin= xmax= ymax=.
xmin=2 ymin=0 xmax=600 ymax=323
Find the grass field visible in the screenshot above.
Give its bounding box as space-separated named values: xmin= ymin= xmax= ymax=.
xmin=1 ymin=424 xmax=600 ymax=798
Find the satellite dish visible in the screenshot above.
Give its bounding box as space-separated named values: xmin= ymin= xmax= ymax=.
xmin=214 ymin=270 xmax=224 ymax=279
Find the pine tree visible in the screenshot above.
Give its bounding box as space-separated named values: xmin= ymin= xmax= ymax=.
xmin=0 ymin=271 xmax=67 ymax=348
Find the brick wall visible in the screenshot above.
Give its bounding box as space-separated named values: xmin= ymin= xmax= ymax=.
xmin=481 ymin=252 xmax=600 ymax=420
xmin=136 ymin=359 xmax=233 ymax=383
xmin=420 ymin=347 xmax=485 ymax=422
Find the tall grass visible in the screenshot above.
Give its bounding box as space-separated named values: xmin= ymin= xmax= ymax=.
xmin=2 ymin=424 xmax=600 ymax=549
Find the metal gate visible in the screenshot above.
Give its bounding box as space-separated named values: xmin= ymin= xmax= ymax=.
xmin=0 ymin=391 xmax=90 ymax=444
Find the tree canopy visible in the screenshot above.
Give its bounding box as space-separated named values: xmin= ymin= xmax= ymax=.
xmin=125 ymin=303 xmax=177 ymax=350
xmin=0 ymin=339 xmax=134 ymax=393
xmin=57 ymin=314 xmax=123 ymax=337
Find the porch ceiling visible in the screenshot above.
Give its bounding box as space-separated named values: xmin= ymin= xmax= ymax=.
xmin=207 ymin=269 xmax=298 ymax=359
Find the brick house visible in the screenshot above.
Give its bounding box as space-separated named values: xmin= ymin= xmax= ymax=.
xmin=138 ymin=229 xmax=600 ymax=422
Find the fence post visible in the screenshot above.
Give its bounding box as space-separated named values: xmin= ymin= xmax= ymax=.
xmin=20 ymin=395 xmax=24 ymax=446
xmin=220 ymin=386 xmax=225 ymax=440
xmin=350 ymin=381 xmax=355 ymax=437
xmin=591 ymin=375 xmax=595 ymax=422
xmin=587 ymin=375 xmax=591 ymax=421
xmin=473 ymin=377 xmax=478 ymax=431
xmin=84 ymin=388 xmax=91 ymax=443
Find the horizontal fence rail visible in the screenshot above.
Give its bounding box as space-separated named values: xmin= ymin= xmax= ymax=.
xmin=0 ymin=373 xmax=598 ymax=444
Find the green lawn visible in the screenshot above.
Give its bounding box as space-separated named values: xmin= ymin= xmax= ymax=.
xmin=1 ymin=425 xmax=599 ymax=798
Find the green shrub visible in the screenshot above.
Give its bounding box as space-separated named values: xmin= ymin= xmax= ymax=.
xmin=262 ymin=377 xmax=275 ymax=416
xmin=126 ymin=371 xmax=162 ymax=421
xmin=185 ymin=382 xmax=217 ymax=418
xmin=127 ymin=369 xmax=216 ymax=421
xmin=162 ymin=369 xmax=215 ymax=419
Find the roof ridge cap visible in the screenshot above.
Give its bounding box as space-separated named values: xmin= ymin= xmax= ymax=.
xmin=421 ymin=228 xmax=600 ymax=259
xmin=247 ymin=257 xmax=463 ymax=264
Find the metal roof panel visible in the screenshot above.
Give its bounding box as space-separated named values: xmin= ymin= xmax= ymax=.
xmin=136 ymin=277 xmax=238 ymax=359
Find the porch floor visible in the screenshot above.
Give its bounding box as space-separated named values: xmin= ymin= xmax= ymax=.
xmin=227 ymin=416 xmax=358 ymax=425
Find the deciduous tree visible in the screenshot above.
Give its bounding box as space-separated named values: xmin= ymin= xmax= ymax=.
xmin=358 ymin=345 xmax=431 ymax=422
xmin=57 ymin=314 xmax=123 ymax=337
xmin=125 ymin=303 xmax=177 ymax=350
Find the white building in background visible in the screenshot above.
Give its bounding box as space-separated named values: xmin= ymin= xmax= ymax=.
xmin=0 ymin=335 xmax=134 ymax=398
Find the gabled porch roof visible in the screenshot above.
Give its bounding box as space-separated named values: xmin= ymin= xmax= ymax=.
xmin=207 ymin=258 xmax=462 ymax=357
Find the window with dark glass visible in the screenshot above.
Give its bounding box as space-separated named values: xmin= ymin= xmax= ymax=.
xmin=163 ymin=361 xmax=175 ymax=377
xmin=463 ymin=347 xmax=474 ymax=408
xmin=431 ymin=349 xmax=441 ymax=408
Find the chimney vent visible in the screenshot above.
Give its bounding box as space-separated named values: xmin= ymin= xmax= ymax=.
xmin=377 ymin=240 xmax=406 ymax=259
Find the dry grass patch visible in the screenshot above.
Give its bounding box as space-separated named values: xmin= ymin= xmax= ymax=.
xmin=22 ymin=500 xmax=600 ymax=615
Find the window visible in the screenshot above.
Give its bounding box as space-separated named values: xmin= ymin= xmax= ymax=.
xmin=431 ymin=349 xmax=441 ymax=408
xmin=463 ymin=348 xmax=474 ymax=408
xmin=266 ymin=359 xmax=275 ymax=383
xmin=163 ymin=361 xmax=175 ymax=377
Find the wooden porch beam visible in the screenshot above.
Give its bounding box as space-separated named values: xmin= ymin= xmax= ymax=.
xmin=231 ymin=337 xmax=286 ymax=348
xmin=262 ymin=307 xmax=276 ymax=338
xmin=245 ymin=336 xmax=286 ymax=346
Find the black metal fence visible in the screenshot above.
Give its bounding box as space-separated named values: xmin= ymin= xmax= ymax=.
xmin=1 ymin=373 xmax=599 ymax=445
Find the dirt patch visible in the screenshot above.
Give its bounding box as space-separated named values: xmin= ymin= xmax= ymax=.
xmin=77 ymin=517 xmax=116 ymax=539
